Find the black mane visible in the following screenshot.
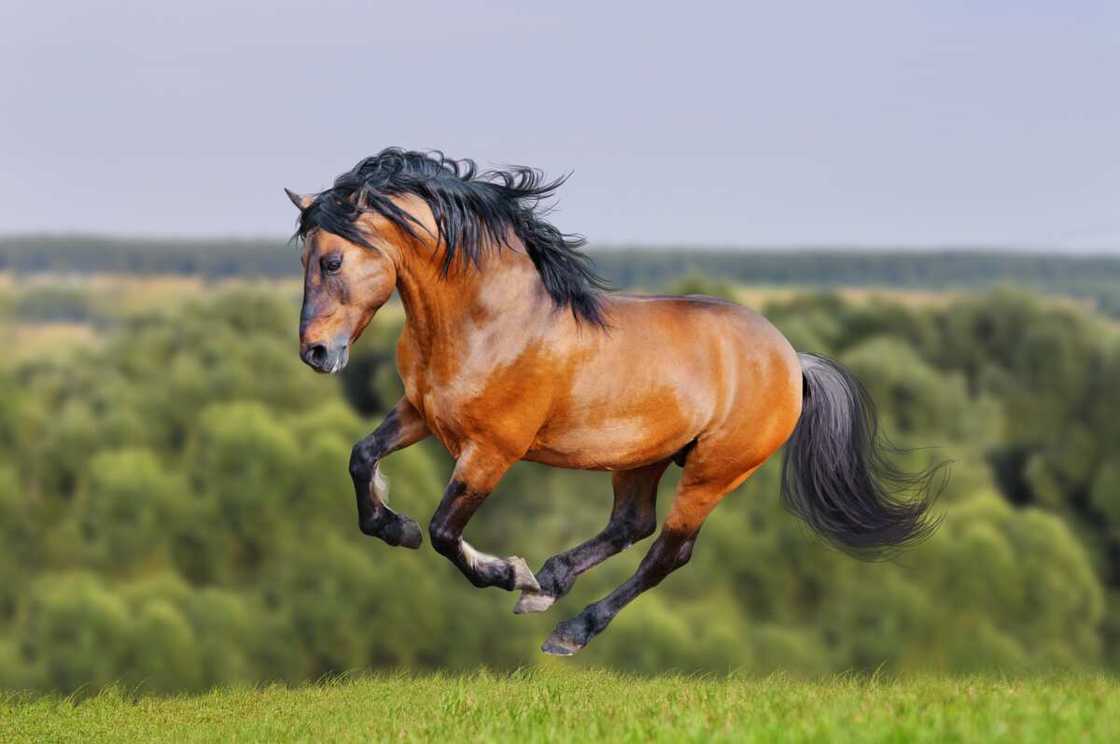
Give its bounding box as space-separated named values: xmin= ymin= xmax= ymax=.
xmin=296 ymin=148 xmax=609 ymax=326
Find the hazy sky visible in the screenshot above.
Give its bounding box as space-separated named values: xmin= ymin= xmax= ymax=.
xmin=2 ymin=1 xmax=1118 ymax=248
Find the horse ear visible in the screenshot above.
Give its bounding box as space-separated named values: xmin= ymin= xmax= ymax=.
xmin=284 ymin=188 xmax=314 ymax=211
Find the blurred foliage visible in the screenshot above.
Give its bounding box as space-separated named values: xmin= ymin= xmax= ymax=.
xmin=1 ymin=277 xmax=1118 ymax=695
xmin=663 ymin=272 xmax=740 ymax=303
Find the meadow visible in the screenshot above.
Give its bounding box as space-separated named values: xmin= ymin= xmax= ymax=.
xmin=3 ymin=670 xmax=1118 ymax=743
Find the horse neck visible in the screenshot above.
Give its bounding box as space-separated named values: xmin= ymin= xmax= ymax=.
xmin=393 ymin=241 xmax=549 ymax=354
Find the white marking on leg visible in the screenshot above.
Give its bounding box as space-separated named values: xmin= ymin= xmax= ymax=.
xmin=372 ymin=462 xmax=389 ymax=505
xmin=460 ymin=542 xmax=487 ymax=571
xmin=460 ymin=545 xmax=540 ymax=592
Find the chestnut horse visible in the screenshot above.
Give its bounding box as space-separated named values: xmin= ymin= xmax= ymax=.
xmin=287 ymin=149 xmax=942 ymax=656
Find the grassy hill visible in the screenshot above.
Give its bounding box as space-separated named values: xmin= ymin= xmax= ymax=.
xmin=3 ymin=671 xmax=1117 ymax=743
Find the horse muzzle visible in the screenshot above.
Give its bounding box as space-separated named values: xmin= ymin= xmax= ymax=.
xmin=300 ymin=341 xmax=349 ymax=374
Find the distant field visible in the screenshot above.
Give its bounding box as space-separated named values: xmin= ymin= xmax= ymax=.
xmin=3 ymin=236 xmax=1120 ymax=316
xmin=3 ymin=671 xmax=1118 ymax=743
xmin=4 ymin=271 xmax=1112 ymax=362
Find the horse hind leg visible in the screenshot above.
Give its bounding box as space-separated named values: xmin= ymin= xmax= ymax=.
xmin=540 ymin=459 xmax=763 ymax=656
xmin=514 ymin=459 xmax=669 ymax=615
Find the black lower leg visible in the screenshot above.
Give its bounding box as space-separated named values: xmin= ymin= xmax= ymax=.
xmin=533 ymin=463 xmax=666 ymax=601
xmin=542 ymin=527 xmax=698 ymax=655
xmin=429 ymin=479 xmax=539 ymax=592
xmin=535 ymin=502 xmax=656 ymax=599
xmin=349 ymin=408 xmax=422 ymax=548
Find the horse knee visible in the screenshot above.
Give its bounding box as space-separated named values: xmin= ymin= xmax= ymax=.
xmin=348 ymin=442 xmax=376 ymax=481
xmin=428 ymin=519 xmax=458 ymax=558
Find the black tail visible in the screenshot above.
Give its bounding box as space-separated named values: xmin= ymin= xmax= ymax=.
xmin=780 ymin=353 xmax=947 ymax=558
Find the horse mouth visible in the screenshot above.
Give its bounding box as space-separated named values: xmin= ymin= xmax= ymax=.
xmin=327 ymin=347 xmax=350 ymax=375
xmin=300 ymin=343 xmax=349 ymax=374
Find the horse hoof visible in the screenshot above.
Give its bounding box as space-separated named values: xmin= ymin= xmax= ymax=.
xmin=513 ymin=591 xmax=556 ymax=615
xmin=541 ymin=631 xmax=584 ymax=657
xmin=506 ymin=556 xmax=541 ymax=593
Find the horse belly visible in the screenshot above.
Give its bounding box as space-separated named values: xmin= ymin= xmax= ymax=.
xmin=526 ymin=392 xmax=699 ymax=471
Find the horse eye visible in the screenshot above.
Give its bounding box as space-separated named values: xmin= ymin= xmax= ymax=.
xmin=321 ymin=255 xmax=343 ymax=273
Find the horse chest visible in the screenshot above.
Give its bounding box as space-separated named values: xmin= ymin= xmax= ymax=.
xmin=400 ymin=366 xmax=487 ymax=458
xmin=397 ymin=333 xmax=555 ymax=459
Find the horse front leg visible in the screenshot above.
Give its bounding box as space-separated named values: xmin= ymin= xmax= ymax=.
xmin=428 ymin=446 xmax=540 ymax=592
xmin=349 ymin=398 xmax=431 ymax=548
xmin=514 ymin=460 xmax=669 ymax=614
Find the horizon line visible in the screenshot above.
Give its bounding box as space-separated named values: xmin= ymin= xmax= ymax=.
xmin=2 ymin=231 xmax=1119 ymax=256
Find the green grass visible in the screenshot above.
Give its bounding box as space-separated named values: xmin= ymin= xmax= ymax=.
xmin=2 ymin=670 xmax=1118 ymax=743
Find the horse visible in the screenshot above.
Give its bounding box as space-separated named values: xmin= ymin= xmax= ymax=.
xmin=286 ymin=148 xmax=943 ymax=656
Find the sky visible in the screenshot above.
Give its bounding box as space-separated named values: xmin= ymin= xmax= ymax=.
xmin=1 ymin=1 xmax=1118 ymax=249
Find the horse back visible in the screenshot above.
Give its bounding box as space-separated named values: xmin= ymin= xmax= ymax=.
xmin=526 ymin=294 xmax=802 ymax=471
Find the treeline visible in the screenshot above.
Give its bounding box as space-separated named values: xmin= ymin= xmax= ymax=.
xmin=1 ymin=281 xmax=1118 ymax=694
xmin=4 ymin=235 xmax=1120 ymax=315
xmin=597 ymin=249 xmax=1120 ymax=316
xmin=0 ymin=236 xmax=290 ymax=278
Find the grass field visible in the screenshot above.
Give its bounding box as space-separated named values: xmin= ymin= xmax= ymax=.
xmin=2 ymin=671 xmax=1118 ymax=743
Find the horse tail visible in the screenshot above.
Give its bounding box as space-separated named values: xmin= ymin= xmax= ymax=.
xmin=780 ymin=352 xmax=946 ymax=558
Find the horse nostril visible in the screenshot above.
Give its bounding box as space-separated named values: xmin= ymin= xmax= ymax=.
xmin=303 ymin=344 xmax=328 ymax=368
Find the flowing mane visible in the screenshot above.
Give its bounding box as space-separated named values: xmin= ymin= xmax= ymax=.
xmin=295 ymin=148 xmax=609 ymax=326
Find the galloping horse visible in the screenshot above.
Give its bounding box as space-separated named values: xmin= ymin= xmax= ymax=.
xmin=287 ymin=149 xmax=942 ymax=655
